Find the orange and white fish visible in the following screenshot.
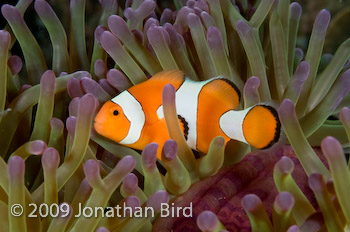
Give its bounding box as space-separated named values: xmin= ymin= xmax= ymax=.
xmin=94 ymin=70 xmax=280 ymax=159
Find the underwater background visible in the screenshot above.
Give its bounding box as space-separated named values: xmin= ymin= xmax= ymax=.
xmin=1 ymin=0 xmax=350 ymax=231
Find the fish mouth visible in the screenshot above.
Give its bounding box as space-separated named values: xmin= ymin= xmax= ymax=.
xmin=93 ymin=121 xmax=104 ymax=134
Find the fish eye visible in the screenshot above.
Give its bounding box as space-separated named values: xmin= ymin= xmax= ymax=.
xmin=113 ymin=110 xmax=119 ymax=116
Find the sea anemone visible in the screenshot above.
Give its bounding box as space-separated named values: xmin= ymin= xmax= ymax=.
xmin=0 ymin=0 xmax=350 ymax=231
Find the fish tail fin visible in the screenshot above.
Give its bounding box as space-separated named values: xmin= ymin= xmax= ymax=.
xmin=220 ymin=105 xmax=281 ymax=149
xmin=242 ymin=105 xmax=281 ymax=149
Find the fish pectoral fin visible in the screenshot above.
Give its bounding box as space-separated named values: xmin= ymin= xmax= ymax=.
xmin=155 ymin=115 xmax=188 ymax=141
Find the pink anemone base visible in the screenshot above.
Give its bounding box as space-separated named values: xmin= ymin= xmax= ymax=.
xmin=153 ymin=145 xmax=327 ymax=231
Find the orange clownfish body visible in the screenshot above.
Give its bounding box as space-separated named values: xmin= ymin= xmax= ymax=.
xmin=94 ymin=70 xmax=281 ymax=159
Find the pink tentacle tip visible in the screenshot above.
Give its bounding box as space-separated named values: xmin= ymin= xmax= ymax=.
xmin=94 ymin=59 xmax=107 ymax=78
xmin=196 ymin=211 xmax=219 ymax=232
xmin=207 ymin=26 xmax=223 ymax=48
xmin=66 ymin=116 xmax=77 ymax=137
xmin=107 ymin=68 xmax=131 ymax=91
xmin=340 ymin=107 xmax=350 ymax=125
xmin=99 ymin=0 xmax=116 ymax=8
xmin=34 ymin=0 xmax=54 ymax=18
xmin=122 ymin=173 xmax=139 ymax=193
xmin=8 ymin=55 xmax=23 ymax=75
xmin=308 ymin=173 xmax=324 ymax=193
xmin=321 ymin=136 xmax=343 ymax=160
xmin=241 ymin=194 xmax=262 ymax=212
xmin=0 ymin=30 xmax=11 ymax=48
xmin=314 ymin=9 xmax=330 ymax=33
xmin=194 ymin=7 xmax=203 ymax=17
xmin=83 ymin=159 xmax=101 ymax=184
xmin=294 ymin=47 xmax=304 ymax=60
xmin=20 ymin=84 xmax=32 ymax=93
xmin=194 ymin=0 xmax=208 ymax=12
xmin=274 ymin=192 xmax=295 ymax=212
xmin=278 ymin=99 xmax=295 ymax=116
xmin=1 ymin=5 xmax=21 ymax=22
xmin=160 ymin=8 xmax=173 ymax=25
xmin=146 ymin=190 xmax=169 ymax=211
xmin=287 ymin=225 xmax=300 ymax=232
xmin=136 ymin=0 xmax=156 ymax=17
xmin=245 ymin=76 xmax=260 ymax=89
xmin=162 ymin=139 xmax=178 ymax=161
xmin=123 ymin=7 xmax=135 ymax=20
xmin=187 ymin=12 xmax=200 ymax=27
xmin=100 ymin=31 xmax=119 ymax=52
xmin=132 ymin=29 xmax=144 ymax=44
xmin=8 ymin=155 xmax=25 ymax=179
xmin=29 ymin=140 xmax=47 ymax=155
xmin=275 ymin=156 xmax=295 ymax=174
xmin=42 ymin=147 xmax=60 ymax=170
xmin=67 ymin=78 xmax=84 ymax=99
xmin=99 ymin=79 xmax=117 ymax=96
xmin=95 ymin=227 xmax=110 ymax=232
xmin=108 ymin=15 xmax=130 ymax=36
xmin=40 ymin=70 xmax=56 ymax=91
xmin=162 ymin=83 xmax=176 ymax=103
xmin=147 ymin=26 xmax=162 ymax=44
xmin=68 ymin=97 xmax=80 ymax=116
xmin=294 ymin=61 xmax=310 ymax=80
xmin=125 ymin=196 xmax=141 ymax=209
xmin=214 ymin=136 xmax=225 ymax=147
xmin=94 ymin=25 xmax=107 ymax=43
xmin=50 ymin=117 xmax=64 ymax=130
xmin=116 ymin=155 xmax=136 ymax=174
xmin=290 ymin=2 xmax=302 ymax=20
xmin=145 ymin=18 xmax=160 ymax=34
xmin=186 ymin=0 xmax=195 ymax=9
xmin=142 ymin=143 xmax=159 ymax=169
xmin=73 ymin=71 xmax=92 ymax=80
xmin=79 ymin=93 xmax=97 ymax=115
xmin=236 ymin=20 xmax=251 ymax=36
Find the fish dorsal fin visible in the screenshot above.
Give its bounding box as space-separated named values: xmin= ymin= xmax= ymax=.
xmin=150 ymin=69 xmax=185 ymax=83
xmin=128 ymin=70 xmax=185 ymax=95
xmin=204 ymin=78 xmax=241 ymax=109
xmin=127 ymin=70 xmax=185 ymax=124
xmin=128 ymin=69 xmax=185 ymax=103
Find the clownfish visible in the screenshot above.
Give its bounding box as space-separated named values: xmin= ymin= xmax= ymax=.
xmin=94 ymin=70 xmax=281 ymax=159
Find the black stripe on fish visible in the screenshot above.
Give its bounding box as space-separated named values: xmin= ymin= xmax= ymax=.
xmin=178 ymin=114 xmax=189 ymax=141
